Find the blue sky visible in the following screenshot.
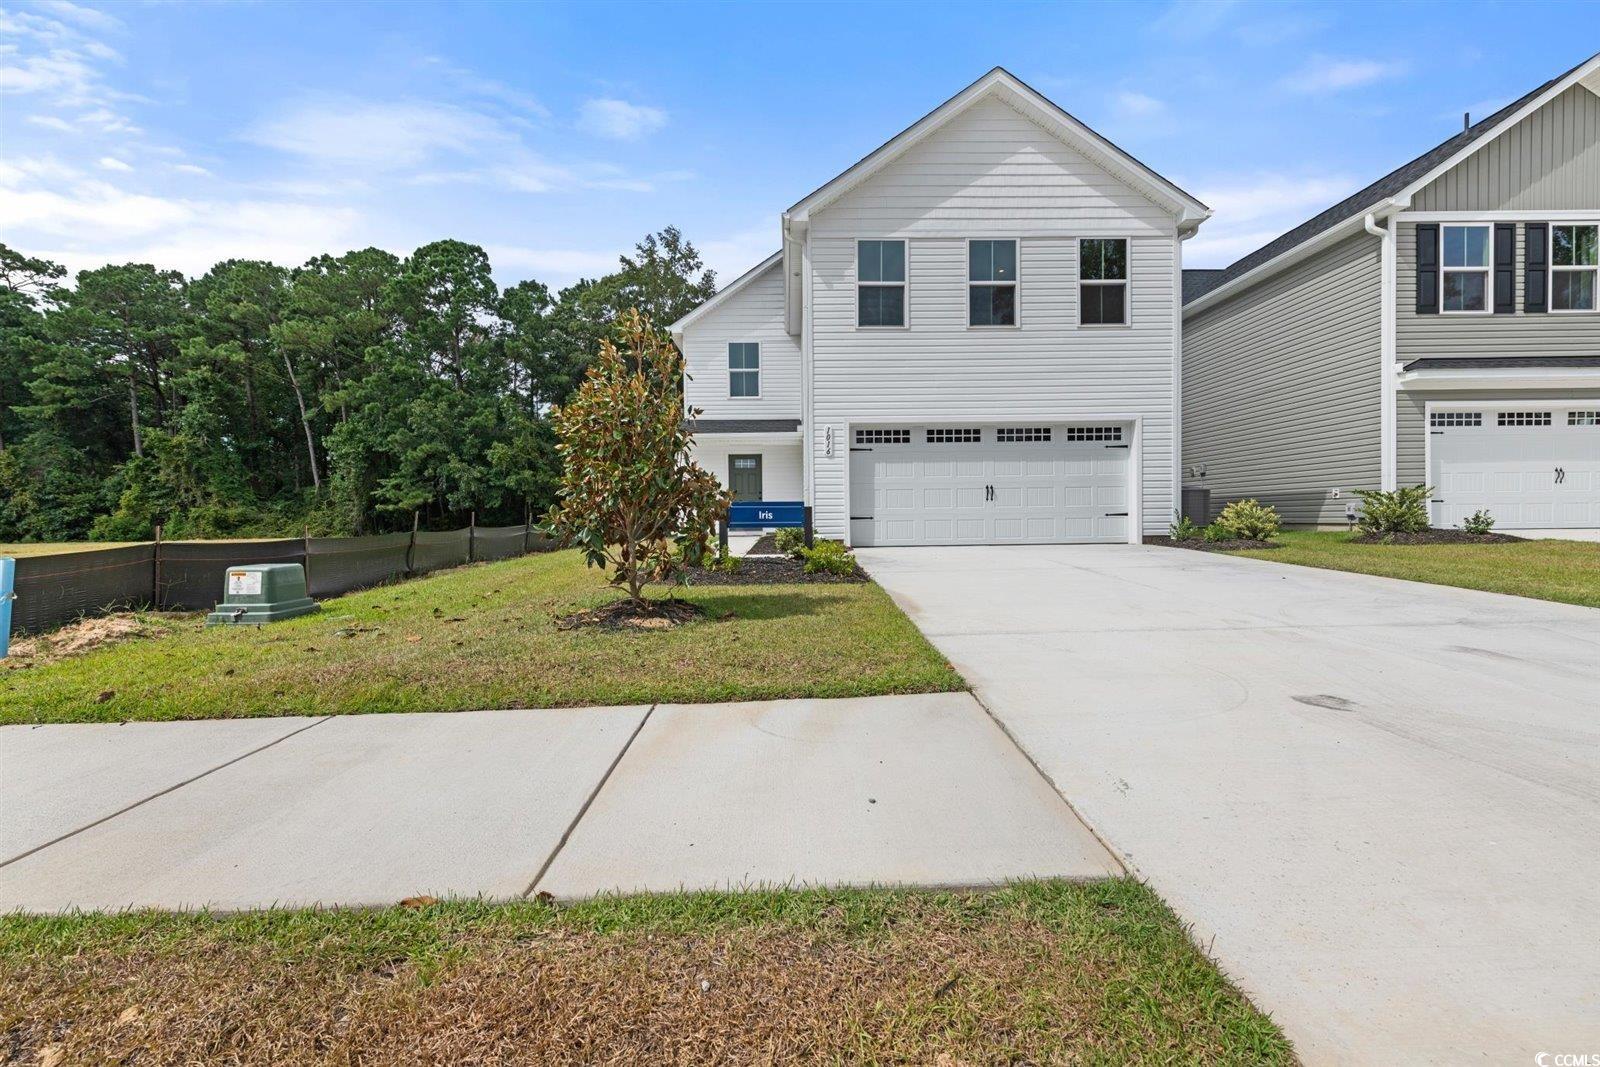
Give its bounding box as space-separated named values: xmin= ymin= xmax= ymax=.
xmin=1 ymin=0 xmax=1595 ymax=289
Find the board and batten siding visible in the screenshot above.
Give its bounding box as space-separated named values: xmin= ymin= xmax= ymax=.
xmin=1182 ymin=231 xmax=1383 ymax=525
xmin=1396 ymin=221 xmax=1600 ymax=361
xmin=1409 ymin=84 xmax=1600 ymax=212
xmin=806 ymin=232 xmax=1178 ymax=539
xmin=679 ymin=259 xmax=802 ymax=419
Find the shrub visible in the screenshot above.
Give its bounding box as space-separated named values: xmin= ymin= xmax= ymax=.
xmin=799 ymin=539 xmax=857 ymax=576
xmin=710 ymin=548 xmax=741 ymax=573
xmin=1201 ymin=522 xmax=1233 ymax=543
xmin=1169 ymin=515 xmax=1202 ymax=541
xmin=1353 ymin=485 xmax=1431 ymax=536
xmin=773 ymin=526 xmax=807 ymax=556
xmin=1461 ymin=509 xmax=1496 ymax=535
xmin=1214 ymin=498 xmax=1281 ymax=541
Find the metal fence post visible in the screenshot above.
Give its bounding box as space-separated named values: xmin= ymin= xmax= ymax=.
xmin=803 ymin=506 xmax=814 ymax=548
xmin=469 ymin=511 xmax=476 ymax=563
xmin=152 ymin=524 xmax=164 ymax=610
xmin=523 ymin=504 xmax=532 ymax=555
xmin=0 ymin=557 xmax=15 ymax=659
xmin=406 ymin=511 xmax=418 ymax=574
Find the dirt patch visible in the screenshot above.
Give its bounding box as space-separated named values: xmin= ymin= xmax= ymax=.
xmin=1147 ymin=536 xmax=1282 ymax=553
xmin=4 ymin=613 xmax=186 ymax=668
xmin=685 ymin=558 xmax=868 ymax=585
xmin=749 ymin=532 xmax=781 ymax=554
xmin=553 ymin=597 xmax=707 ymax=631
xmin=1350 ymin=529 xmax=1525 ymax=545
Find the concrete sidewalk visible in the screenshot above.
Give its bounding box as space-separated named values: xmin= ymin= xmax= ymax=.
xmin=0 ymin=692 xmax=1117 ymax=912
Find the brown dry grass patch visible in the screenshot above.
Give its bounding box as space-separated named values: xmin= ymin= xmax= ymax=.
xmin=0 ymin=882 xmax=1293 ymax=1065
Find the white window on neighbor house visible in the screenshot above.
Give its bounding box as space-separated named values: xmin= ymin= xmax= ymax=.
xmin=1441 ymin=224 xmax=1491 ymax=313
xmin=728 ymin=342 xmax=759 ymax=397
xmin=1079 ymin=238 xmax=1128 ymax=325
xmin=1551 ymin=224 xmax=1598 ymax=312
xmin=857 ymin=240 xmax=907 ymax=327
xmin=968 ymin=239 xmax=1017 ymax=326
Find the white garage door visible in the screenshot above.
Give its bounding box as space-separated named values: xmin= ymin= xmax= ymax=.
xmin=849 ymin=423 xmax=1131 ymax=546
xmin=1429 ymin=406 xmax=1600 ymax=528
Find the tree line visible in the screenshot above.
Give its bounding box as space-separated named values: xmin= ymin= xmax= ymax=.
xmin=0 ymin=228 xmax=717 ymax=542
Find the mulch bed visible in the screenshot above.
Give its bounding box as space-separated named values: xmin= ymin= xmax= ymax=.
xmin=1350 ymin=529 xmax=1525 ymax=545
xmin=749 ymin=533 xmax=781 ymax=554
xmin=1147 ymin=535 xmax=1281 ymax=553
xmin=553 ymin=597 xmax=708 ymax=631
xmin=684 ymin=557 xmax=868 ymax=585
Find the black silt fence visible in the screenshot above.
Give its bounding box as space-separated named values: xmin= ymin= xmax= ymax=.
xmin=5 ymin=522 xmax=551 ymax=636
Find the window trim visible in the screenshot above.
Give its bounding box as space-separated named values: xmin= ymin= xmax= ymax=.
xmin=966 ymin=237 xmax=1020 ymax=329
xmin=1439 ymin=222 xmax=1494 ymax=316
xmin=1077 ymin=236 xmax=1131 ymax=328
xmin=727 ymin=341 xmax=760 ymax=399
xmin=855 ymin=239 xmax=909 ymax=329
xmin=1549 ymin=222 xmax=1599 ymax=315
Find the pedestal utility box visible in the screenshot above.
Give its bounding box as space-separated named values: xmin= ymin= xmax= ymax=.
xmin=205 ymin=563 xmax=318 ymax=626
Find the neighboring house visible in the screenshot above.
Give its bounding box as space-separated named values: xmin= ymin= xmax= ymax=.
xmin=1183 ymin=52 xmax=1600 ymax=531
xmin=671 ymin=68 xmax=1210 ymax=546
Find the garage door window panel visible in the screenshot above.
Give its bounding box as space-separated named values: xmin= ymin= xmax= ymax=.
xmin=969 ymin=240 xmax=1017 ymax=327
xmin=1441 ymin=225 xmax=1491 ymax=314
xmin=1551 ymin=224 xmax=1598 ymax=313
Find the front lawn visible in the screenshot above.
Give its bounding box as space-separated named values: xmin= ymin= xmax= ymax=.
xmin=0 ymin=880 xmax=1293 ymax=1064
xmin=1232 ymin=531 xmax=1600 ymax=607
xmin=0 ymin=550 xmax=963 ymax=724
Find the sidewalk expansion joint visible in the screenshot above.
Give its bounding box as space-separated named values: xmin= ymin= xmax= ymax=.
xmin=522 ymin=703 xmax=656 ymax=898
xmin=0 ymin=716 xmax=334 ymax=871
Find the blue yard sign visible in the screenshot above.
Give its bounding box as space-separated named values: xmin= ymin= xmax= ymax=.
xmin=0 ymin=557 xmax=14 ymax=659
xmin=728 ymin=500 xmax=806 ymax=529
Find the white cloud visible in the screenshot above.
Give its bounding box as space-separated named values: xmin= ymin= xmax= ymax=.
xmin=170 ymin=162 xmax=212 ymax=177
xmin=578 ymin=97 xmax=666 ymax=141
xmin=96 ymin=155 xmax=130 ymax=171
xmin=1281 ymin=56 xmax=1406 ymax=94
xmin=30 ymin=1 xmax=123 ymax=34
xmin=26 ymin=113 xmax=75 ymax=131
xmin=486 ymin=244 xmax=622 ymax=279
xmin=1150 ymin=0 xmax=1240 ymax=36
xmin=1183 ymin=172 xmax=1361 ymax=266
xmin=244 ymin=97 xmax=513 ymax=168
xmin=1113 ymin=90 xmax=1166 ymax=118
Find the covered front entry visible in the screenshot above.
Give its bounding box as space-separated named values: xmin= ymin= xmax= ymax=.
xmin=848 ymin=423 xmax=1131 ymax=546
xmin=1428 ymin=403 xmax=1600 ymax=528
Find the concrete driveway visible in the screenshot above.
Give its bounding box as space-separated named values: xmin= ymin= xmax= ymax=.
xmin=861 ymin=544 xmax=1600 ymax=1066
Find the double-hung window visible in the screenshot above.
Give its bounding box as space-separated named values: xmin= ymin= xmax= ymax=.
xmin=1551 ymin=224 xmax=1598 ymax=312
xmin=968 ymin=239 xmax=1017 ymax=326
xmin=1079 ymin=238 xmax=1128 ymax=325
xmin=857 ymin=240 xmax=906 ymax=326
xmin=1441 ymin=224 xmax=1491 ymax=312
xmin=728 ymin=342 xmax=759 ymax=397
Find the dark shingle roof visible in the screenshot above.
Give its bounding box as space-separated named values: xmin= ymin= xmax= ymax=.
xmin=1184 ymin=53 xmax=1598 ymax=306
xmin=1404 ymin=356 xmax=1600 ymax=370
xmin=1182 ymin=269 xmax=1227 ymax=304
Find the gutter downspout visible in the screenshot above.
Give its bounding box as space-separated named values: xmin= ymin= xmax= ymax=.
xmin=1365 ymin=210 xmax=1399 ymax=492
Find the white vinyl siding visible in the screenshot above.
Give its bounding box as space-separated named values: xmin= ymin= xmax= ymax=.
xmin=679 ymin=259 xmax=801 ymax=419
xmin=690 ymin=437 xmax=804 ymax=501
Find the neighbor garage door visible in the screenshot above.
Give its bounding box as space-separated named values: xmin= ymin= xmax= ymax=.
xmin=848 ymin=423 xmax=1131 ymax=546
xmin=1429 ymin=405 xmax=1600 ymax=528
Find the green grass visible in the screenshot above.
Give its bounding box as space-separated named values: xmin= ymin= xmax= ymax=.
xmin=0 ymin=880 xmax=1293 ymax=1064
xmin=0 ymin=550 xmax=964 ymax=724
xmin=1232 ymin=530 xmax=1600 ymax=607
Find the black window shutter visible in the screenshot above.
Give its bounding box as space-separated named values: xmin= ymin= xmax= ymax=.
xmin=1493 ymin=223 xmax=1515 ymax=313
xmin=1415 ymin=223 xmax=1439 ymax=314
xmin=1525 ymin=223 xmax=1548 ymax=313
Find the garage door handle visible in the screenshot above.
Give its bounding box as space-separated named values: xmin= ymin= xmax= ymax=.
xmin=1556 ymin=467 xmax=1566 ymax=484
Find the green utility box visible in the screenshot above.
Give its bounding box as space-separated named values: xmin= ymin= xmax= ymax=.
xmin=205 ymin=563 xmax=319 ymax=626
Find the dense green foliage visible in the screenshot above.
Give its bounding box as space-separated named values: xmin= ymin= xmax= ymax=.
xmin=1352 ymin=485 xmax=1432 ymax=536
xmin=1212 ymin=498 xmax=1282 ymax=541
xmin=542 ymin=310 xmax=728 ymax=600
xmin=0 ymin=229 xmax=716 ymax=541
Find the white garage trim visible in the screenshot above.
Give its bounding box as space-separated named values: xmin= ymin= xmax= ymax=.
xmin=841 ymin=415 xmax=1143 ymax=547
xmin=1423 ymin=399 xmax=1600 ymax=529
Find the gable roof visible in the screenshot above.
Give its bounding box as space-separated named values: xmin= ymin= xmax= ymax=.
xmin=784 ymin=67 xmax=1211 ymax=233
xmin=1185 ymin=50 xmax=1600 ymax=312
xmin=668 ymin=249 xmax=780 ymax=339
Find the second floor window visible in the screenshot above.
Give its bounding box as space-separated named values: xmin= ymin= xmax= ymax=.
xmin=857 ymin=240 xmax=906 ymax=326
xmin=969 ymin=239 xmax=1017 ymax=326
xmin=728 ymin=342 xmax=759 ymax=397
xmin=1080 ymin=238 xmax=1128 ymax=325
xmin=1441 ymin=224 xmax=1491 ymax=312
xmin=1552 ymin=224 xmax=1597 ymax=312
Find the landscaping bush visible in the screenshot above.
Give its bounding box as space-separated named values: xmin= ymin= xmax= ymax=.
xmin=1353 ymin=485 xmax=1431 ymax=536
xmin=1201 ymin=522 xmax=1233 ymax=543
xmin=774 ymin=526 xmax=807 ymax=556
xmin=1461 ymin=509 xmax=1496 ymax=535
xmin=1214 ymin=499 xmax=1281 ymax=541
xmin=799 ymin=539 xmax=857 ymax=576
xmin=1169 ymin=516 xmax=1202 ymax=541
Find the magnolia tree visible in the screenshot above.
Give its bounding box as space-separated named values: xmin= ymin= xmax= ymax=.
xmin=543 ymin=309 xmax=729 ymax=602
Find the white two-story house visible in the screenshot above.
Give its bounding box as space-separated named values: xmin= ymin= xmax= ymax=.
xmin=670 ymin=68 xmax=1210 ymax=546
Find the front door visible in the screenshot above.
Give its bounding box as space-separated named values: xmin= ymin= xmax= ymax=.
xmin=729 ymin=454 xmax=763 ymax=501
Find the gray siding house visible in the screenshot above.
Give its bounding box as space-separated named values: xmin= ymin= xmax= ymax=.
xmin=1183 ymin=53 xmax=1600 ymax=531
